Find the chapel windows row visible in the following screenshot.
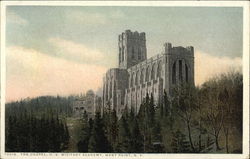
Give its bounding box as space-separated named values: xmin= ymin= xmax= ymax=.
xmin=129 ymin=62 xmax=163 ymax=88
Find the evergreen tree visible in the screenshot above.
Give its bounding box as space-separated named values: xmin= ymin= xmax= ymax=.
xmin=130 ymin=118 xmax=143 ymax=153
xmin=163 ymin=90 xmax=170 ymax=117
xmin=110 ymin=109 xmax=118 ymax=149
xmin=128 ymin=107 xmax=135 ymax=133
xmin=148 ymin=93 xmax=155 ymax=127
xmin=152 ymin=122 xmax=162 ymax=143
xmin=78 ymin=111 xmax=90 ymax=152
xmin=88 ymin=118 xmax=94 ymax=133
xmin=6 ymin=115 xmax=18 ymax=152
xmin=137 ymin=93 xmax=154 ymax=152
xmin=88 ymin=112 xmax=111 ymax=152
xmin=63 ymin=122 xmax=70 ymax=147
xmin=117 ymin=115 xmax=131 ymax=152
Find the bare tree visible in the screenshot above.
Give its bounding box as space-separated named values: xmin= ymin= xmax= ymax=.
xmin=172 ymin=84 xmax=197 ymax=152
xmin=201 ymin=81 xmax=224 ymax=151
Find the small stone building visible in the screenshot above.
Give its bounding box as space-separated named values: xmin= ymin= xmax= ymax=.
xmin=73 ymin=90 xmax=96 ymax=118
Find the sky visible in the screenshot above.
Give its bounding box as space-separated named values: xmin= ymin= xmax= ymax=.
xmin=6 ymin=6 xmax=243 ymax=102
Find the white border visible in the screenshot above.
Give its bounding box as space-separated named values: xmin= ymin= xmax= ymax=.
xmin=0 ymin=1 xmax=249 ymax=159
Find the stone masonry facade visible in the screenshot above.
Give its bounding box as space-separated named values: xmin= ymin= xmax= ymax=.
xmin=102 ymin=30 xmax=194 ymax=116
xmin=73 ymin=90 xmax=102 ymax=118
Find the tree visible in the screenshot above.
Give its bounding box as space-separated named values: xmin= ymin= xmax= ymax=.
xmin=172 ymin=84 xmax=197 ymax=152
xmin=117 ymin=115 xmax=131 ymax=152
xmin=88 ymin=112 xmax=111 ymax=152
xmin=195 ymin=88 xmax=206 ymax=152
xmin=148 ymin=93 xmax=155 ymax=127
xmin=219 ymin=88 xmax=230 ymax=153
xmin=130 ymin=118 xmax=143 ymax=153
xmin=201 ymin=81 xmax=224 ymax=151
xmin=215 ymin=71 xmax=242 ymax=153
xmin=151 ymin=121 xmax=162 ymax=143
xmin=6 ymin=115 xmax=18 ymax=152
xmin=78 ymin=111 xmax=91 ymax=152
xmin=63 ymin=122 xmax=70 ymax=148
xmin=110 ymin=109 xmax=118 ymax=149
xmin=163 ymin=90 xmax=170 ymax=117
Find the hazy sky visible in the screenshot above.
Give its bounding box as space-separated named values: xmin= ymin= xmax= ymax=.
xmin=6 ymin=6 xmax=243 ymax=102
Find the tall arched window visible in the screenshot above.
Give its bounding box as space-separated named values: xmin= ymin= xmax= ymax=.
xmin=172 ymin=62 xmax=176 ymax=84
xmin=151 ymin=63 xmax=155 ymax=80
xmin=113 ymin=81 xmax=116 ymax=96
xmin=135 ymin=71 xmax=139 ymax=86
xmin=146 ymin=66 xmax=150 ymax=82
xmin=185 ymin=64 xmax=188 ymax=82
xmin=157 ymin=61 xmax=162 ymax=78
xmin=138 ymin=48 xmax=141 ymax=60
xmin=132 ymin=47 xmax=135 ymax=59
xmin=179 ymin=60 xmax=183 ymax=82
xmin=122 ymin=46 xmax=124 ymax=61
xmin=128 ymin=74 xmax=130 ymax=87
xmin=140 ymin=68 xmax=144 ymax=84
xmin=109 ymin=80 xmax=112 ymax=98
xmin=131 ymin=73 xmax=134 ymax=87
xmin=119 ymin=48 xmax=121 ymax=63
xmin=105 ymin=81 xmax=109 ymax=99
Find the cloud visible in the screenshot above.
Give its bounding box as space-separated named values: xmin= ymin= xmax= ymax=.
xmin=67 ymin=10 xmax=125 ymax=25
xmin=7 ymin=11 xmax=28 ymax=26
xmin=48 ymin=37 xmax=104 ymax=63
xmin=195 ymin=50 xmax=242 ymax=86
xmin=68 ymin=10 xmax=108 ymax=25
xmin=6 ymin=46 xmax=108 ymax=102
xmin=110 ymin=10 xmax=125 ymax=19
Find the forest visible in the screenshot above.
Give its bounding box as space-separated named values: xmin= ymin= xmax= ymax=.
xmin=5 ymin=71 xmax=243 ymax=153
xmin=5 ymin=96 xmax=72 ymax=152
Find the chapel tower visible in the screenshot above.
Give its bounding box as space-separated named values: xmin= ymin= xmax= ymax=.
xmin=118 ymin=30 xmax=147 ymax=69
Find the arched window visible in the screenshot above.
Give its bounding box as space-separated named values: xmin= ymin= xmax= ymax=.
xmin=105 ymin=82 xmax=108 ymax=99
xmin=119 ymin=48 xmax=121 ymax=63
xmin=151 ymin=63 xmax=155 ymax=80
xmin=114 ymin=80 xmax=116 ymax=90
xmin=132 ymin=47 xmax=135 ymax=59
xmin=185 ymin=64 xmax=188 ymax=82
xmin=135 ymin=71 xmax=139 ymax=86
xmin=157 ymin=61 xmax=162 ymax=78
xmin=131 ymin=73 xmax=134 ymax=87
xmin=128 ymin=74 xmax=130 ymax=87
xmin=109 ymin=76 xmax=113 ymax=98
xmin=109 ymin=81 xmax=112 ymax=97
xmin=172 ymin=62 xmax=176 ymax=84
xmin=179 ymin=60 xmax=183 ymax=82
xmin=122 ymin=46 xmax=124 ymax=61
xmin=146 ymin=66 xmax=150 ymax=82
xmin=140 ymin=68 xmax=144 ymax=84
xmin=138 ymin=48 xmax=141 ymax=60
